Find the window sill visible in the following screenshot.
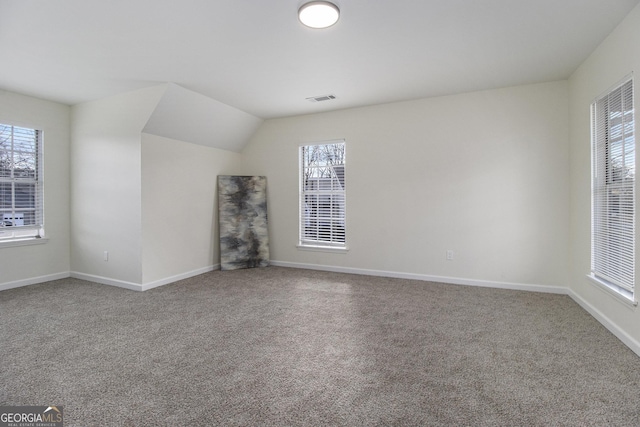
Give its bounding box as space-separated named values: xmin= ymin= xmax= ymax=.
xmin=297 ymin=244 xmax=349 ymax=254
xmin=586 ymin=274 xmax=637 ymax=308
xmin=0 ymin=237 xmax=49 ymax=249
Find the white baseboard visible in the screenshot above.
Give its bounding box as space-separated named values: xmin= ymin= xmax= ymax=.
xmin=70 ymin=271 xmax=143 ymax=291
xmin=567 ymin=289 xmax=640 ymax=358
xmin=270 ymin=260 xmax=566 ymax=294
xmin=70 ymin=265 xmax=221 ymax=292
xmin=271 ymin=260 xmax=640 ymax=358
xmin=0 ymin=271 xmax=70 ymax=292
xmin=4 ymin=261 xmax=639 ymax=358
xmin=141 ymin=265 xmax=220 ymax=291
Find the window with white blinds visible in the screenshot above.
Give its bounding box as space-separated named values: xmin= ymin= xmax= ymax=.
xmin=299 ymin=141 xmax=346 ymax=248
xmin=0 ymin=124 xmax=44 ymax=241
xmin=591 ymin=77 xmax=635 ymax=299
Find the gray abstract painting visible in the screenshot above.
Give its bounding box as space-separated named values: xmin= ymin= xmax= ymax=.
xmin=218 ymin=176 xmax=269 ymax=270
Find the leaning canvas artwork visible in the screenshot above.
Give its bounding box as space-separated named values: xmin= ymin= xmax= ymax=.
xmin=218 ymin=176 xmax=270 ymax=270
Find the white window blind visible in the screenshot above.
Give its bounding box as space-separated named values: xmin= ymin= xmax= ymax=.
xmin=591 ymin=77 xmax=635 ymax=296
xmin=300 ymin=141 xmax=346 ymax=248
xmin=0 ymin=124 xmax=44 ymax=241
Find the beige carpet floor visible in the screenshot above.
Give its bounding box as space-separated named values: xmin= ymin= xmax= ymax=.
xmin=1 ymin=266 xmax=639 ymax=426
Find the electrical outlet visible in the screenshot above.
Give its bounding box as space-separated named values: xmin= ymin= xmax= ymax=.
xmin=103 ymin=251 xmax=109 ymax=262
xmin=446 ymin=250 xmax=454 ymax=261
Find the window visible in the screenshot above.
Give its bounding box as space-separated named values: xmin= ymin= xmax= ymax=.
xmin=0 ymin=124 xmax=44 ymax=242
xmin=591 ymin=77 xmax=635 ymax=300
xmin=299 ymin=141 xmax=346 ymax=249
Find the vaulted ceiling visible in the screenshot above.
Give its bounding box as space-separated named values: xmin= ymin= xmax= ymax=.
xmin=1 ymin=0 xmax=639 ymax=119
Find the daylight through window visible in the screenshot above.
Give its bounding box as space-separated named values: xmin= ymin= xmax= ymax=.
xmin=0 ymin=123 xmax=44 ymax=241
xmin=299 ymin=141 xmax=346 ymax=248
xmin=591 ymin=77 xmax=635 ymax=300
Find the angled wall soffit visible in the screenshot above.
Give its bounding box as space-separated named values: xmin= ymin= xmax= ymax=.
xmin=143 ymin=83 xmax=263 ymax=152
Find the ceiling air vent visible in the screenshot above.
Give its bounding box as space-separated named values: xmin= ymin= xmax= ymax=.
xmin=306 ymin=94 xmax=336 ymax=103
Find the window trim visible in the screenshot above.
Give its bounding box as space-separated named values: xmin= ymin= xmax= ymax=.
xmin=0 ymin=236 xmax=49 ymax=249
xmin=0 ymin=123 xmax=45 ymax=244
xmin=296 ymin=243 xmax=349 ymax=253
xmin=298 ymin=139 xmax=347 ymax=250
xmin=586 ymin=274 xmax=637 ymax=308
xmin=590 ymin=74 xmax=636 ymax=304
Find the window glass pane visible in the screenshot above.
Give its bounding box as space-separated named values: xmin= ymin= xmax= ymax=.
xmin=0 ymin=124 xmax=43 ymax=232
xmin=0 ymin=182 xmax=12 ymax=210
xmin=304 ymin=194 xmax=318 ymax=213
xmin=13 ymin=152 xmax=36 ymax=179
xmin=14 ymin=183 xmax=36 ymax=209
xmin=591 ymin=78 xmax=635 ymax=295
xmin=0 ymin=128 xmax=10 ymax=178
xmin=300 ymin=141 xmax=346 ymax=247
xmin=12 ymin=127 xmax=37 ymax=153
xmin=319 ymin=174 xmax=333 ymax=191
xmin=19 ymin=211 xmax=35 ymax=226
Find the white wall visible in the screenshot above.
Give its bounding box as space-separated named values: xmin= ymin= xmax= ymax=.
xmin=0 ymin=90 xmax=71 ymax=288
xmin=242 ymin=81 xmax=570 ymax=290
xmin=143 ymin=83 xmax=263 ymax=152
xmin=71 ymin=84 xmax=247 ymax=289
xmin=568 ymin=3 xmax=640 ymax=351
xmin=141 ymin=133 xmax=242 ymax=286
xmin=70 ymin=86 xmax=164 ymax=286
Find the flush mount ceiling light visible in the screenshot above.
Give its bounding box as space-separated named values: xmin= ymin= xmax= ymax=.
xmin=298 ymin=1 xmax=340 ymax=29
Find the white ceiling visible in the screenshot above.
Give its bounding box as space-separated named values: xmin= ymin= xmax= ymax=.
xmin=1 ymin=0 xmax=639 ymax=119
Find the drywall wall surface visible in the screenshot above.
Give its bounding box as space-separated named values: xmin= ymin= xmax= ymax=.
xmin=0 ymin=90 xmax=71 ymax=286
xmin=242 ymin=80 xmax=570 ymax=289
xmin=568 ymin=3 xmax=640 ymax=348
xmin=143 ymin=83 xmax=263 ymax=152
xmin=70 ymin=85 xmax=165 ymax=285
xmin=141 ymin=133 xmax=242 ymax=285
